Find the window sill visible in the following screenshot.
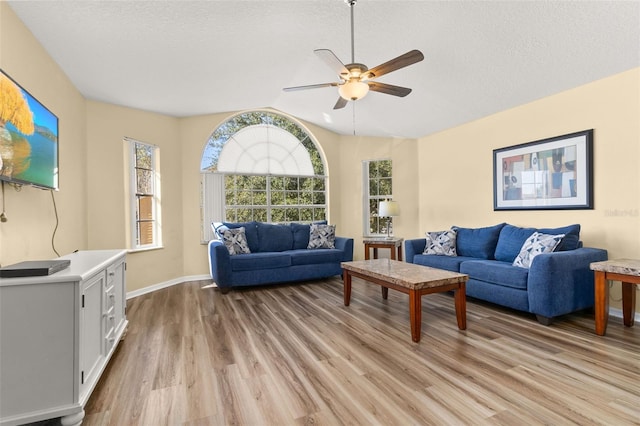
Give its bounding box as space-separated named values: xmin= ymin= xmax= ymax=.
xmin=127 ymin=245 xmax=164 ymax=254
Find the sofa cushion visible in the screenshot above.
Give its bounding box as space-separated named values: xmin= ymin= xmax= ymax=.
xmin=460 ymin=260 xmax=529 ymax=290
xmin=494 ymin=224 xmax=536 ymax=263
xmin=290 ymin=223 xmax=311 ymax=249
xmin=223 ymin=221 xmax=260 ymax=253
xmin=308 ymin=224 xmax=336 ymax=249
xmin=289 ymin=249 xmax=344 ymax=266
xmin=423 ymin=228 xmax=457 ymax=256
xmin=229 ymin=252 xmax=291 ymax=272
xmin=453 ymin=223 xmax=505 ymax=259
xmin=256 ymin=222 xmax=294 ymax=252
xmin=513 ymin=232 xmax=565 ymax=268
xmin=537 ymin=224 xmax=580 ymax=251
xmin=220 ymin=227 xmax=251 ymax=255
xmin=412 ymin=254 xmax=477 ymax=272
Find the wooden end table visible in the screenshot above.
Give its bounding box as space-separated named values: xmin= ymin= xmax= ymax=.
xmin=341 ymin=259 xmax=468 ymax=342
xmin=590 ymin=259 xmax=640 ymax=336
xmin=363 ymin=237 xmax=403 ymax=261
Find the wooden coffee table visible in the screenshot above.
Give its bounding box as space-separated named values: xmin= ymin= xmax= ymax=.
xmin=341 ymin=259 xmax=468 ymax=342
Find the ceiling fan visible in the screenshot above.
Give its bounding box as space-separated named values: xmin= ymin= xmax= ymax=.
xmin=283 ymin=0 xmax=424 ymax=110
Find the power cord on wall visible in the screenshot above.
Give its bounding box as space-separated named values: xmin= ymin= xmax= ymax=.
xmin=50 ymin=189 xmax=60 ymax=257
xmin=1 ymin=181 xmax=7 ymax=223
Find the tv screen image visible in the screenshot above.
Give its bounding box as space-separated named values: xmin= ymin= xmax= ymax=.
xmin=0 ymin=69 xmax=59 ymax=190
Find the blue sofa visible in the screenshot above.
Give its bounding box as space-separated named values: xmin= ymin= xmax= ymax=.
xmin=405 ymin=223 xmax=608 ymax=324
xmin=208 ymin=221 xmax=354 ymax=293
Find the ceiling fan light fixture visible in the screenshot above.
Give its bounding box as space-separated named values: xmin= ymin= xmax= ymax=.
xmin=338 ymin=80 xmax=369 ymax=101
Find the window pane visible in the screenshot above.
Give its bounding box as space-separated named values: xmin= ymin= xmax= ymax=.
xmin=225 ymin=207 xmax=236 ymax=222
xmin=271 ymin=208 xmax=285 ymax=222
xmin=254 ymin=209 xmax=267 ymax=222
xmin=299 ymin=177 xmax=312 ymax=190
xmin=137 ymin=221 xmax=154 ymax=246
xmin=300 ymin=191 xmax=313 ymax=204
xmin=285 ymin=191 xmax=298 ymax=205
xmin=313 ymin=192 xmax=325 ymax=205
xmin=237 ymin=208 xmax=252 ymax=222
xmin=369 ymin=179 xmax=378 ymax=196
xmin=270 ymin=176 xmax=284 ymax=190
xmin=135 ymin=144 xmax=152 ymax=169
xmin=138 ymin=196 xmax=153 ymax=220
xmin=285 ymin=208 xmax=300 ymax=222
xmin=378 ymin=160 xmax=392 ymax=178
xmin=225 ymin=187 xmax=236 ymax=205
xmin=253 ymin=191 xmax=267 ymax=205
xmin=285 ymin=177 xmax=298 ymax=191
xmin=271 ymin=191 xmax=284 ymax=205
xmin=379 ymin=178 xmax=392 ymax=195
xmin=369 ymin=162 xmax=378 ymax=179
xmin=251 ymin=175 xmax=267 ymax=190
xmin=313 ymin=208 xmax=326 ymax=221
xmin=237 ymin=189 xmax=252 ymax=205
xmin=313 ymin=178 xmax=325 ymax=191
xmin=300 ymin=208 xmax=313 ymax=221
xmin=136 ymin=169 xmax=153 ymax=194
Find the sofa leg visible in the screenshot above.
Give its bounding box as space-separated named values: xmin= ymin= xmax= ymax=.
xmin=220 ymin=287 xmax=231 ymax=294
xmin=536 ymin=315 xmax=553 ymax=326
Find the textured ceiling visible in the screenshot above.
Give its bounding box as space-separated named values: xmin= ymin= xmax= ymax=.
xmin=7 ymin=0 xmax=640 ymax=139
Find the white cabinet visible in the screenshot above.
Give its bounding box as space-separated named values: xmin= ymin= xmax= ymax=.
xmin=0 ymin=250 xmax=127 ymax=426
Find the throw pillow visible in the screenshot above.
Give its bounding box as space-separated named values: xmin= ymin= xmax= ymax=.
xmin=423 ymin=228 xmax=457 ymax=256
xmin=220 ymin=227 xmax=251 ymax=255
xmin=513 ymin=232 xmax=565 ymax=268
xmin=211 ymin=222 xmax=227 ymax=240
xmin=308 ymin=224 xmax=336 ymax=249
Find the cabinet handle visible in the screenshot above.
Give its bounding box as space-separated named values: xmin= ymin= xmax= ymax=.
xmin=108 ymin=271 xmax=115 ymax=276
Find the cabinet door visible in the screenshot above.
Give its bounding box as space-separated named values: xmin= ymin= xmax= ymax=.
xmin=79 ymin=272 xmax=105 ymax=400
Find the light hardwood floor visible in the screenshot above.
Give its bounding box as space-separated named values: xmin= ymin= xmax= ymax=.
xmin=83 ymin=277 xmax=640 ymax=425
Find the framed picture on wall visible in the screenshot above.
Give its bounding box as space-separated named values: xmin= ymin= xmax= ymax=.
xmin=493 ymin=129 xmax=594 ymax=210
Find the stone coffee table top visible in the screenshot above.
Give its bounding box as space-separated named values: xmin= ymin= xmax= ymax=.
xmin=341 ymin=259 xmax=467 ymax=291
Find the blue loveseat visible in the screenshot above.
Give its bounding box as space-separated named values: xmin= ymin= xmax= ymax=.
xmin=208 ymin=221 xmax=354 ymax=293
xmin=405 ymin=223 xmax=608 ymax=324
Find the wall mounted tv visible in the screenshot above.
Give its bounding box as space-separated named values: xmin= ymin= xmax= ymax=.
xmin=0 ymin=69 xmax=59 ymax=190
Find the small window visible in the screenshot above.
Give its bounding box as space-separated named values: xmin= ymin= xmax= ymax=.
xmin=127 ymin=138 xmax=161 ymax=250
xmin=363 ymin=159 xmax=393 ymax=236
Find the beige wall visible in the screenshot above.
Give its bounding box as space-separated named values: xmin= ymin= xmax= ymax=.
xmin=86 ymin=101 xmax=183 ymax=292
xmin=0 ymin=3 xmax=87 ymax=265
xmin=416 ymin=68 xmax=640 ymax=311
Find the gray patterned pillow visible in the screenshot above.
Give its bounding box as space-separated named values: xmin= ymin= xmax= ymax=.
xmin=513 ymin=232 xmax=565 ymax=268
xmin=220 ymin=227 xmax=251 ymax=255
xmin=423 ymin=228 xmax=457 ymax=256
xmin=307 ymin=224 xmax=336 ymax=249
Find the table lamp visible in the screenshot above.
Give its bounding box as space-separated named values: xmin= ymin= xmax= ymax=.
xmin=378 ymin=200 xmax=400 ymax=239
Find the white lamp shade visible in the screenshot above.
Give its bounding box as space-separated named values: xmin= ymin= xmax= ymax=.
xmin=378 ymin=200 xmax=400 ymax=217
xmin=338 ymin=80 xmax=370 ymax=101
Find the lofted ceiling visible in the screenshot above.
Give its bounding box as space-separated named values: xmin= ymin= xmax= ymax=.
xmin=6 ymin=0 xmax=640 ymax=139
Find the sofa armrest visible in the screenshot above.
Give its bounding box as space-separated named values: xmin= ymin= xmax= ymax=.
xmin=528 ymin=247 xmax=608 ymax=318
xmin=405 ymin=238 xmax=426 ymax=263
xmin=208 ymin=240 xmax=232 ymax=289
xmin=335 ymin=237 xmax=354 ymax=262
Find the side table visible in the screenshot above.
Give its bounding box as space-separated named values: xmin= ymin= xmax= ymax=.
xmin=363 ymin=237 xmax=404 ymax=299
xmin=590 ymin=259 xmax=640 ymax=336
xmin=363 ymin=237 xmax=404 ymax=261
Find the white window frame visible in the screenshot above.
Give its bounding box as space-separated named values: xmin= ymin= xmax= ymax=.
xmin=362 ymin=159 xmax=393 ymax=237
xmin=127 ymin=138 xmax=162 ymax=251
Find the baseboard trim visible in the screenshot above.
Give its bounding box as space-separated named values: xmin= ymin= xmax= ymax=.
xmin=126 ymin=277 xmax=638 ymax=322
xmin=126 ymin=274 xmax=212 ymax=300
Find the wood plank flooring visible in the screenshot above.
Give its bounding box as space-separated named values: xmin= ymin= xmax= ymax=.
xmin=82 ymin=277 xmax=640 ymax=425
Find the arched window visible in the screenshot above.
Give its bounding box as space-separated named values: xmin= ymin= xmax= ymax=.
xmin=200 ymin=111 xmax=327 ymax=241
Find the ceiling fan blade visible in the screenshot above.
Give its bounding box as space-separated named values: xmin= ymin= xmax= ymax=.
xmin=363 ymin=50 xmax=424 ymax=80
xmin=283 ymin=82 xmax=339 ymax=92
xmin=367 ymin=81 xmax=412 ymax=97
xmin=315 ymin=49 xmax=349 ymax=77
xmin=333 ymin=97 xmax=348 ymax=110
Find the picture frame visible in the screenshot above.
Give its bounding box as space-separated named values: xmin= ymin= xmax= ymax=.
xmin=493 ymin=130 xmax=593 ymax=210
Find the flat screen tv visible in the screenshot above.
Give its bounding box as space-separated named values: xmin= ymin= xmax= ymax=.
xmin=0 ymin=69 xmax=59 ymax=190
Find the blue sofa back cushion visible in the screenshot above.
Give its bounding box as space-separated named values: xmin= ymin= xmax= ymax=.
xmin=538 ymin=224 xmax=581 ymax=251
xmin=290 ymin=223 xmax=311 ymax=250
xmin=223 ymin=221 xmax=260 ymax=253
xmin=256 ymin=222 xmax=294 ymax=252
xmin=453 ymin=223 xmax=505 ymax=259
xmin=494 ymin=224 xmax=536 ymax=262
